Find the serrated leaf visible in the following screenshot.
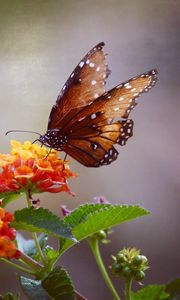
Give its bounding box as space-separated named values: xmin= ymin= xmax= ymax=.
xmin=60 ymin=204 xmax=149 ymax=254
xmin=19 ymin=276 xmax=51 ymax=300
xmin=12 ymin=207 xmax=75 ymax=241
xmin=131 ymin=285 xmax=168 ymax=300
xmin=1 ymin=192 xmax=22 ymax=207
xmin=166 ymin=278 xmax=180 ymax=299
xmin=42 ymin=266 xmax=75 ymax=300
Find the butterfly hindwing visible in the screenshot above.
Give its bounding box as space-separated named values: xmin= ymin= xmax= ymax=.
xmin=61 ymin=119 xmax=134 ymax=167
xmin=48 ymin=42 xmax=110 ymax=130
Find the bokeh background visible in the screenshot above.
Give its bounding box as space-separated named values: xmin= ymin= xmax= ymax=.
xmin=0 ymin=0 xmax=180 ymax=299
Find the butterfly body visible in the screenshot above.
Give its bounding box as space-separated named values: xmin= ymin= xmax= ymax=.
xmin=39 ymin=130 xmax=68 ymax=150
xmin=39 ymin=42 xmax=158 ymax=167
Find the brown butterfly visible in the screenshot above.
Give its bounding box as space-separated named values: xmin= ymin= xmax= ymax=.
xmin=38 ymin=42 xmax=158 ymax=167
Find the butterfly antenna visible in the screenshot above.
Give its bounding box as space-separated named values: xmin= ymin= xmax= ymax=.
xmin=5 ymin=130 xmax=41 ymax=136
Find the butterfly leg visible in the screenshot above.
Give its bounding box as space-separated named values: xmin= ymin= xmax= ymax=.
xmin=43 ymin=148 xmax=52 ymax=160
xmin=62 ymin=153 xmax=68 ymax=170
xmin=32 ymin=139 xmax=39 ymax=145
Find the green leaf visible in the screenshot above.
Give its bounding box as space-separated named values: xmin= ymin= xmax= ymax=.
xmin=42 ymin=266 xmax=75 ymax=300
xmin=166 ymin=278 xmax=180 ymax=299
xmin=19 ymin=276 xmax=51 ymax=300
xmin=60 ymin=204 xmax=149 ymax=254
xmin=1 ymin=192 xmax=22 ymax=207
xmin=131 ymin=285 xmax=168 ymax=300
xmin=44 ymin=246 xmax=59 ymax=267
xmin=12 ymin=207 xmax=76 ymax=241
xmin=0 ymin=293 xmax=19 ymax=300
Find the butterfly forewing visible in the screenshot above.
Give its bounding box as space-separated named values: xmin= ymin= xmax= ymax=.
xmin=48 ymin=42 xmax=110 ymax=130
xmin=59 ymin=69 xmax=158 ymax=133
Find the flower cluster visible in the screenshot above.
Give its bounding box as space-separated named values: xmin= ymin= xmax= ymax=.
xmin=111 ymin=248 xmax=148 ymax=281
xmin=0 ymin=207 xmax=20 ymax=259
xmin=0 ymin=140 xmax=75 ymax=196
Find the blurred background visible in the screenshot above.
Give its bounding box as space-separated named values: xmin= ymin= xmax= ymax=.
xmin=0 ymin=0 xmax=179 ymax=299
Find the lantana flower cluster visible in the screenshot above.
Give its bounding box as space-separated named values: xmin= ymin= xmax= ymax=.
xmin=0 ymin=140 xmax=75 ymax=195
xmin=0 ymin=207 xmax=20 ymax=259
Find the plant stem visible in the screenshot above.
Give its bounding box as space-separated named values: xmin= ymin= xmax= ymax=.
xmin=20 ymin=252 xmax=43 ymax=271
xmin=25 ymin=190 xmax=47 ymax=265
xmin=32 ymin=232 xmax=47 ymax=264
xmin=0 ymin=258 xmax=36 ymax=275
xmin=125 ymin=278 xmax=132 ymax=300
xmin=88 ymin=237 xmax=121 ymax=300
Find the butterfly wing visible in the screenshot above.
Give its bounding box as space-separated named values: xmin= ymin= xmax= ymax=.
xmin=48 ymin=42 xmax=110 ymax=130
xmin=60 ymin=69 xmax=158 ymax=132
xmin=59 ymin=69 xmax=157 ymax=167
xmin=61 ymin=120 xmax=133 ymax=167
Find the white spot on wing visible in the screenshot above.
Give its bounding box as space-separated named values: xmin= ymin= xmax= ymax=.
xmin=131 ymin=88 xmax=136 ymax=92
xmin=78 ymin=117 xmax=86 ymax=122
xmin=79 ymin=61 xmax=84 ymax=68
xmin=91 ymin=113 xmax=97 ymax=119
xmin=91 ymin=80 xmax=97 ymax=85
xmin=89 ymin=62 xmax=95 ymax=67
xmin=116 ymin=84 xmax=122 ymax=89
xmin=114 ymin=107 xmax=119 ymax=111
xmin=94 ymin=93 xmax=99 ymax=98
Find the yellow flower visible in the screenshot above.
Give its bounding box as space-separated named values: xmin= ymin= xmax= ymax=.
xmin=0 ymin=140 xmax=75 ymax=195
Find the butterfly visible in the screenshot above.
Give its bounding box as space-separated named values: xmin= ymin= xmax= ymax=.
xmin=38 ymin=42 xmax=158 ymax=167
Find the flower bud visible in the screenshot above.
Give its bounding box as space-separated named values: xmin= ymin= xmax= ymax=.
xmin=94 ymin=230 xmax=107 ymax=241
xmin=111 ymin=262 xmax=122 ymax=275
xmin=132 ymin=255 xmax=143 ymax=266
xmin=111 ymin=248 xmax=148 ymax=281
xmin=134 ymin=270 xmax=145 ymax=281
xmin=122 ymin=266 xmax=132 ymax=277
xmin=116 ymin=252 xmax=126 ymax=263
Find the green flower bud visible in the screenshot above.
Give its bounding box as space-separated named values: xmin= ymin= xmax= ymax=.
xmin=132 ymin=255 xmax=143 ymax=266
xmin=141 ymin=255 xmax=148 ymax=264
xmin=94 ymin=230 xmax=107 ymax=240
xmin=122 ymin=266 xmax=132 ymax=277
xmin=116 ymin=253 xmax=126 ymax=263
xmin=111 ymin=262 xmax=122 ymax=275
xmin=134 ymin=270 xmax=145 ymax=281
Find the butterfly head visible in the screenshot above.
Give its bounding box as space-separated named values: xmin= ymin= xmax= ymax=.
xmin=39 ymin=130 xmax=67 ymax=150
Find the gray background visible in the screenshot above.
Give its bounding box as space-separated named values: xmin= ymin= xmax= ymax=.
xmin=0 ymin=1 xmax=179 ymax=299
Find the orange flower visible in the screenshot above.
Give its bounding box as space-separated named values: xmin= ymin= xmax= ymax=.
xmin=0 ymin=140 xmax=75 ymax=196
xmin=0 ymin=207 xmax=20 ymax=259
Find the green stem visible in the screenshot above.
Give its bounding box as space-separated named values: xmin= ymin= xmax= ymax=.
xmin=125 ymin=278 xmax=132 ymax=300
xmin=0 ymin=258 xmax=36 ymax=275
xmin=88 ymin=237 xmax=121 ymax=300
xmin=20 ymin=252 xmax=43 ymax=271
xmin=32 ymin=232 xmax=47 ymax=264
xmin=25 ymin=190 xmax=47 ymax=265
